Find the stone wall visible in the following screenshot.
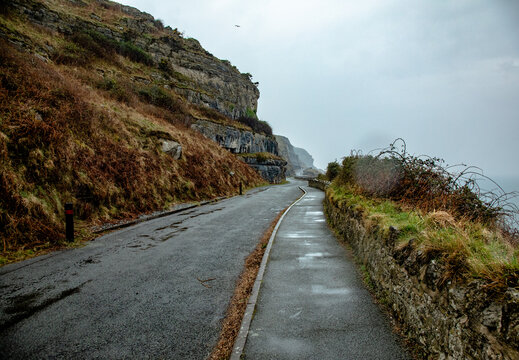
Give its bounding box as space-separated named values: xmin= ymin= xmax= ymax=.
xmin=308 ymin=179 xmax=329 ymax=191
xmin=324 ymin=196 xmax=519 ymax=360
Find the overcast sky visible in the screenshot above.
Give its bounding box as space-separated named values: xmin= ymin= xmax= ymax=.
xmin=120 ymin=0 xmax=519 ymax=181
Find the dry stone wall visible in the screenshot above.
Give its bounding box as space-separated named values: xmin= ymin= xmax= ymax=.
xmin=324 ymin=196 xmax=519 ymax=360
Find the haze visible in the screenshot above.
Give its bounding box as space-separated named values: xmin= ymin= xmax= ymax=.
xmin=120 ymin=0 xmax=519 ymax=182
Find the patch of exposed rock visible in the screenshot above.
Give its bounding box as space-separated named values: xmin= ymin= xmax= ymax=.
xmin=160 ymin=139 xmax=182 ymax=159
xmin=192 ymin=120 xmax=278 ymax=155
xmin=239 ymin=157 xmax=287 ymax=184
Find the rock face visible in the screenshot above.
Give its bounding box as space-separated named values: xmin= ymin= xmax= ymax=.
xmin=193 ymin=120 xmax=285 ymax=183
xmin=275 ymin=135 xmax=303 ymax=176
xmin=275 ymin=135 xmax=317 ymax=176
xmin=192 ymin=120 xmax=278 ymax=155
xmin=324 ymin=196 xmax=519 ymax=360
xmin=4 ymin=0 xmax=259 ymax=119
xmin=160 ymin=139 xmax=182 ymax=159
xmin=294 ymin=147 xmax=315 ymax=170
xmin=239 ymin=157 xmax=287 ymax=184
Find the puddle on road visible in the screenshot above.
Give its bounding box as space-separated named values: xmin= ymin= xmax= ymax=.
xmin=297 ymin=252 xmax=336 ymax=267
xmin=282 ymin=232 xmax=320 ymax=239
xmin=263 ymin=336 xmax=309 ymax=355
xmin=305 ymin=211 xmax=324 ymax=216
xmin=298 ymin=252 xmax=331 ymax=259
xmin=310 ymin=284 xmax=351 ymax=295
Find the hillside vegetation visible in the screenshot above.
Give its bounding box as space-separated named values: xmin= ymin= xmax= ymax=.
xmin=0 ymin=0 xmax=268 ymax=264
xmin=325 ymin=139 xmax=519 ymax=287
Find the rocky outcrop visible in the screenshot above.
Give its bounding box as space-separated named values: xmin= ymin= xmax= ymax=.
xmin=239 ymin=157 xmax=286 ymax=184
xmin=324 ymin=196 xmax=519 ymax=360
xmin=294 ymin=147 xmax=315 ymax=170
xmin=275 ymin=135 xmax=303 ymax=176
xmin=160 ymin=139 xmax=182 ymax=159
xmin=275 ymin=135 xmax=318 ymax=176
xmin=192 ymin=120 xmax=285 ymax=183
xmin=3 ymin=0 xmax=259 ymax=119
xmin=192 ymin=120 xmax=278 ymax=155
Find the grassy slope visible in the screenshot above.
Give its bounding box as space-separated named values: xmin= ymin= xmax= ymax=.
xmin=327 ymin=182 xmax=519 ymax=287
xmin=0 ymin=2 xmax=265 ymax=264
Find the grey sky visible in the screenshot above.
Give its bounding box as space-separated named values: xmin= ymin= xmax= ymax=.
xmin=120 ymin=0 xmax=519 ymax=179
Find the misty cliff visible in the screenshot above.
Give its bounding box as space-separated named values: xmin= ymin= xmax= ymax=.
xmin=293 ymin=147 xmax=315 ymax=170
xmin=275 ymin=135 xmax=316 ymax=176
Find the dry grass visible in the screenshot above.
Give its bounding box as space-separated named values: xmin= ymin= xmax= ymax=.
xmin=208 ymin=208 xmax=287 ymax=360
xmin=0 ymin=37 xmax=263 ymax=264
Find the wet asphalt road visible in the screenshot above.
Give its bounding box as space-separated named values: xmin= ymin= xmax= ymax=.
xmin=243 ymin=186 xmax=410 ymax=360
xmin=0 ymin=181 xmax=304 ymax=359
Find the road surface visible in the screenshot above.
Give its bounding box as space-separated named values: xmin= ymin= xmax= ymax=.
xmin=0 ymin=181 xmax=304 ymax=359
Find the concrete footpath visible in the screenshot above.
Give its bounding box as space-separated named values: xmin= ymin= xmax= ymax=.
xmin=242 ymin=186 xmax=410 ymax=360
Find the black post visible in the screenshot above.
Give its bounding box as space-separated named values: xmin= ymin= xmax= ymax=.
xmin=239 ymin=182 xmax=243 ymax=195
xmin=65 ymin=203 xmax=74 ymax=242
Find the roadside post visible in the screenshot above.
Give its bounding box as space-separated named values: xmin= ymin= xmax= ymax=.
xmin=65 ymin=203 xmax=74 ymax=242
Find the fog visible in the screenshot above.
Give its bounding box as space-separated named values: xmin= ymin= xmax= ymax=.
xmin=120 ymin=0 xmax=519 ymax=182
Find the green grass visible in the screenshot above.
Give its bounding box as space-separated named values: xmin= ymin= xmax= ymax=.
xmin=327 ymin=183 xmax=519 ymax=287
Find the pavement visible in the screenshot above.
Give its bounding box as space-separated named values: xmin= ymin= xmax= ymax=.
xmin=0 ymin=181 xmax=304 ymax=359
xmin=242 ymin=186 xmax=411 ymax=360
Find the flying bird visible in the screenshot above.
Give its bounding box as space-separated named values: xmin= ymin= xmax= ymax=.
xmin=234 ymin=24 xmax=241 ymax=28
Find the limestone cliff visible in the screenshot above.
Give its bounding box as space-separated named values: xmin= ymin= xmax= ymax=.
xmin=294 ymin=147 xmax=315 ymax=170
xmin=3 ymin=0 xmax=259 ymax=119
xmin=193 ymin=120 xmax=278 ymax=155
xmin=275 ymin=135 xmax=317 ymax=176
xmin=275 ymin=135 xmax=303 ymax=176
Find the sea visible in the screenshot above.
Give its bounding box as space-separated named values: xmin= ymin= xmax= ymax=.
xmin=476 ymin=175 xmax=519 ymax=230
xmin=478 ymin=175 xmax=519 ymax=209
